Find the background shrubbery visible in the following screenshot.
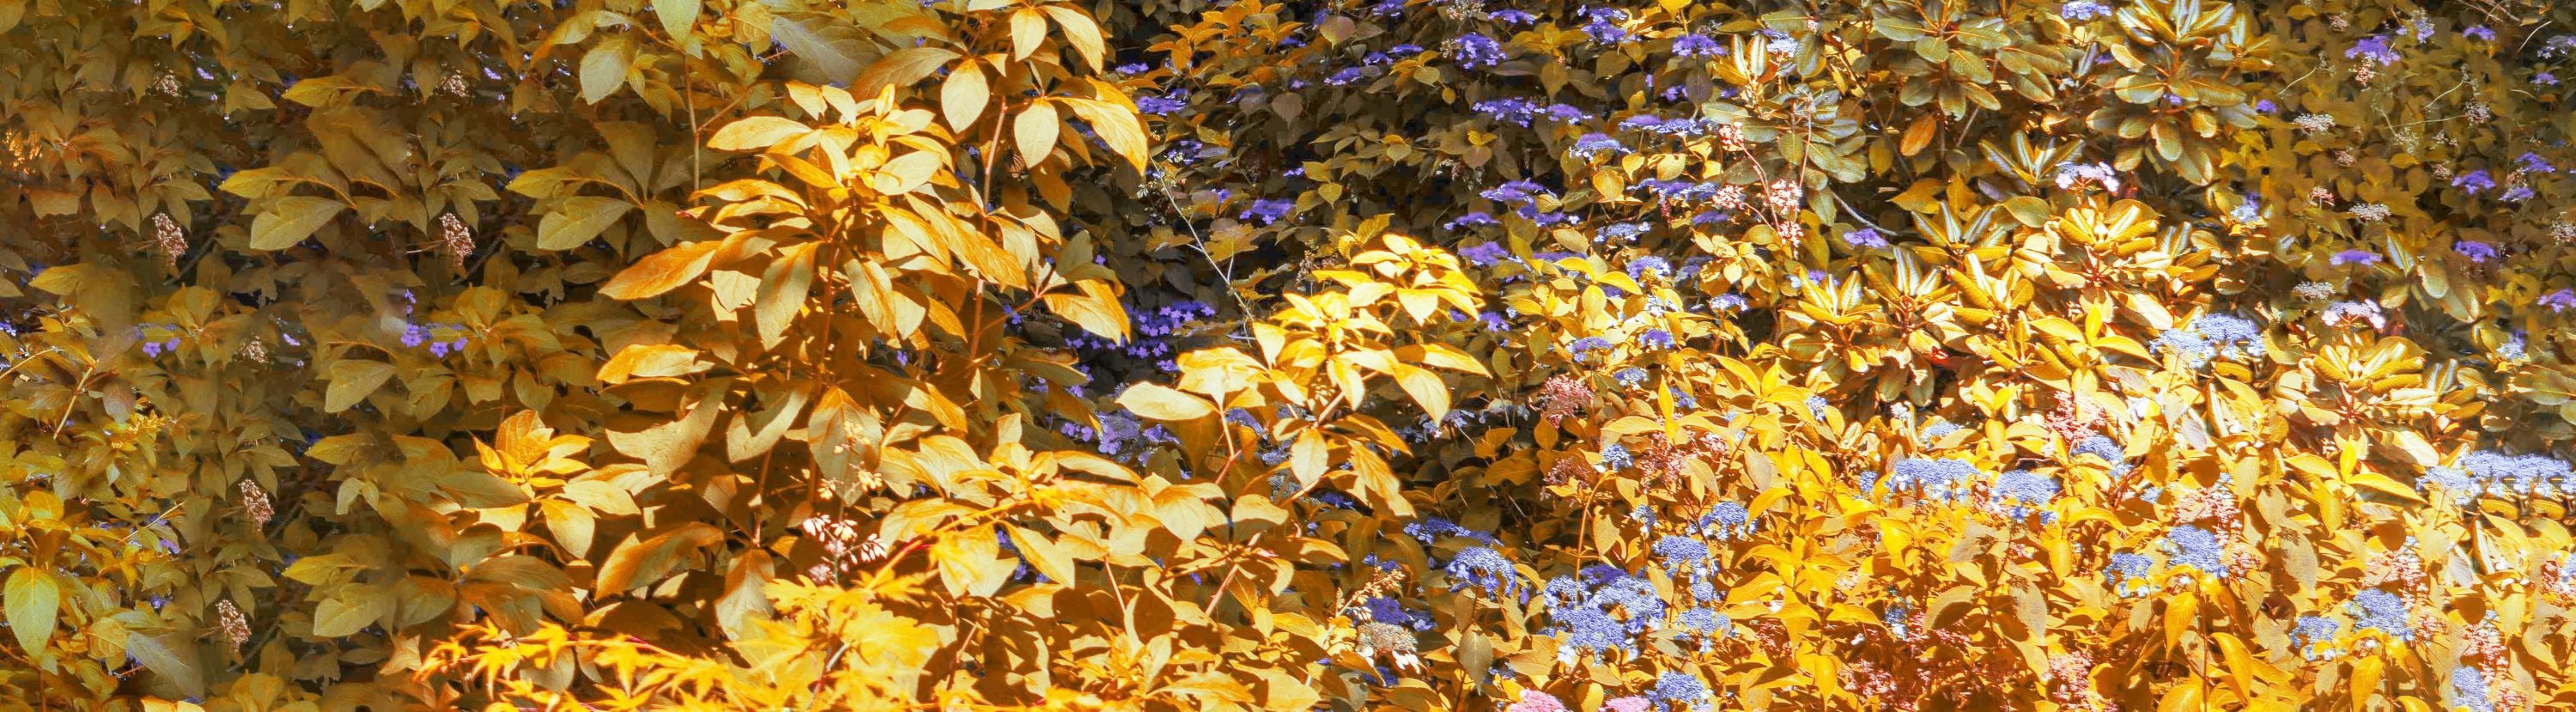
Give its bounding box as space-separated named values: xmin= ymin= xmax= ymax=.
xmin=5 ymin=0 xmax=2576 ymax=709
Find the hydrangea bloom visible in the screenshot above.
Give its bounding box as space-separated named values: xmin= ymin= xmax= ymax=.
xmin=2351 ymin=589 xmax=2412 ymax=641
xmin=1568 ymin=132 xmax=1627 ymax=159
xmin=2454 ymin=240 xmax=2498 ymax=263
xmin=1654 ymin=671 xmax=1712 ymax=709
xmin=1992 ymin=470 xmax=2059 ymax=509
xmin=1844 ymin=228 xmax=1889 ymax=249
xmin=2074 ymin=435 xmax=2133 ymax=477
xmin=1135 ymin=92 xmax=1188 ymax=114
xmin=1443 ymin=547 xmax=1524 ymax=597
xmin=1447 ymin=211 xmax=1498 ymax=230
xmin=1601 ymin=443 xmax=1633 ymax=470
xmin=1889 ymin=458 xmax=1980 ymax=501
xmin=1578 ymin=7 xmax=1631 ymax=44
xmin=2329 ymin=248 xmax=2380 ymax=266
xmin=1640 ymin=328 xmax=1675 ymax=350
xmin=1504 ymin=690 xmax=1568 ymax=712
xmin=1473 ymin=97 xmax=1541 ymax=125
xmin=1236 ymin=198 xmax=1294 ymax=226
xmin=1701 ymin=502 xmax=1753 ymax=539
xmin=2061 ymin=0 xmax=2111 ymax=20
xmin=2164 ymin=526 xmax=2226 ymax=577
xmin=2292 ymin=615 xmax=2342 ymax=660
xmin=2106 ymin=552 xmax=2157 ymax=596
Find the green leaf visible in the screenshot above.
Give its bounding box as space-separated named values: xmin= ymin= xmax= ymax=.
xmin=247 ymin=196 xmax=346 ymax=250
xmin=597 ymin=522 xmax=725 ymax=593
xmin=4 ymin=567 xmax=60 ymax=654
xmin=536 ymin=197 xmax=635 ymax=250
xmin=325 ymin=360 xmax=398 ymax=412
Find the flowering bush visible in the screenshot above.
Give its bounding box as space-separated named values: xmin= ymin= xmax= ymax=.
xmin=3 ymin=0 xmax=2576 ymax=710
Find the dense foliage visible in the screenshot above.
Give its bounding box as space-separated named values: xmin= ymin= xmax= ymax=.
xmin=6 ymin=0 xmax=2576 ymax=709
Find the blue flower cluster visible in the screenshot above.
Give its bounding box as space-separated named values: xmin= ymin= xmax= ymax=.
xmin=2154 ymin=313 xmax=2264 ymax=368
xmin=1699 ymin=502 xmax=1754 ymax=540
xmin=2163 ymin=525 xmax=2227 ymax=578
xmin=1888 ymin=458 xmax=1979 ymax=502
xmin=2350 ymin=589 xmax=2412 ymax=641
xmin=2105 ymin=552 xmax=2157 ymax=596
xmin=1443 ymin=546 xmax=1526 ymax=598
xmin=2423 ymin=449 xmax=2573 ymax=501
xmin=1405 ymin=517 xmax=1501 ymax=545
xmin=1447 ymin=33 xmax=1505 ymax=70
xmin=2072 ymin=435 xmax=2132 ymax=477
xmin=1991 ymin=470 xmax=2059 ymax=521
xmin=2292 ymin=615 xmax=2342 ymax=660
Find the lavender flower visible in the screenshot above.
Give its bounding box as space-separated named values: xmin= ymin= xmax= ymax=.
xmin=2453 ymin=169 xmax=2496 ymax=194
xmin=1568 ymin=132 xmax=1627 ymax=159
xmin=1654 ymin=671 xmax=1712 ymax=709
xmin=2292 ymin=615 xmax=2342 ymax=660
xmin=2345 ymin=34 xmax=2400 ymax=66
xmin=2106 ymin=552 xmax=2157 ymax=596
xmin=1447 ymin=33 xmax=1505 ymax=70
xmin=1491 ymin=9 xmax=1537 ymax=25
xmin=1136 ymin=92 xmax=1188 ymax=115
xmin=2455 ymin=240 xmax=2498 ymax=263
xmin=1237 ymin=198 xmax=1295 ymax=226
xmin=2518 ymin=152 xmax=2557 ymax=173
xmin=1578 ymin=6 xmax=1631 ymax=44
xmin=1890 ymin=458 xmax=1979 ymax=501
xmin=1627 ymin=256 xmax=1672 ymax=280
xmin=1843 ymin=228 xmax=1889 ymax=249
xmin=1601 ymin=443 xmax=1633 ymax=470
xmin=1671 ymin=33 xmax=1723 ymax=58
xmin=2330 ymin=248 xmax=2380 ymax=266
xmin=2544 ymin=289 xmax=2576 ymax=312
xmin=2062 ymin=0 xmax=2111 ymax=20
xmin=2453 ymin=666 xmax=2494 ymax=712
xmin=1461 ymin=241 xmax=1510 ymax=266
xmin=2465 ymin=26 xmax=2496 ymax=42
xmin=1448 ymin=212 xmax=1499 ymax=230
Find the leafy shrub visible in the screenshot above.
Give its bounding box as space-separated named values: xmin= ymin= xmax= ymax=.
xmin=3 ymin=0 xmax=2575 ymax=710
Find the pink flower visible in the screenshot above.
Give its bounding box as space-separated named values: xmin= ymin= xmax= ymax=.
xmin=1602 ymin=697 xmax=1653 ymax=712
xmin=1506 ymin=690 xmax=1568 ymax=712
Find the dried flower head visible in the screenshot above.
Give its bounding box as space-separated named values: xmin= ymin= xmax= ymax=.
xmin=239 ymin=478 xmax=274 ymax=526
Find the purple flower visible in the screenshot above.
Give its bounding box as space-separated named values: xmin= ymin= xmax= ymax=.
xmin=1568 ymin=132 xmax=1627 ymax=158
xmin=2352 ymin=589 xmax=2411 ymax=640
xmin=2330 ymin=249 xmax=2381 ymax=266
xmin=1578 ymin=7 xmax=1631 ymax=44
xmin=1640 ymin=328 xmax=1674 ymax=350
xmin=2062 ymin=0 xmax=2111 ymax=20
xmin=2539 ymin=72 xmax=2561 ymax=86
xmin=2453 ymin=169 xmax=2496 ymax=194
xmin=1618 ymin=114 xmax=1664 ymax=131
xmin=1479 ymin=312 xmax=1511 ymax=332
xmin=2502 ymin=186 xmax=2535 ymax=203
xmin=1490 ymin=9 xmax=1537 ymax=25
xmin=1671 ymin=33 xmax=1723 ymax=58
xmin=1627 ymin=256 xmax=1673 ymax=280
xmin=1571 ymin=337 xmax=1614 ymax=356
xmin=1482 ymin=180 xmax=1552 ymax=204
xmin=1447 ymin=33 xmax=1506 ymax=70
xmin=1596 ymin=222 xmax=1649 ymax=243
xmin=1326 ymin=67 xmax=1367 ymax=86
xmin=1473 ymin=97 xmax=1541 ymax=126
xmin=1447 ymin=212 xmax=1498 ymax=230
xmin=2346 ymin=34 xmax=2400 ymax=66
xmin=1135 ymin=92 xmax=1188 ymax=115
xmin=2518 ymin=152 xmax=2557 ymax=173
xmin=1542 ymin=103 xmax=1588 ymax=123
xmin=1461 ymin=241 xmax=1510 ymax=266
xmin=1844 ymin=228 xmax=1888 ymax=249
xmin=2454 ymin=240 xmax=2499 ymax=264
xmin=2541 ymin=289 xmax=2576 ymax=313
xmin=2254 ymin=99 xmax=2277 ymax=113
xmin=2465 ymin=26 xmax=2496 ymax=42
xmin=1237 ymin=198 xmax=1295 ymax=226
xmin=1710 ymin=294 xmax=1747 ymax=312
xmin=1443 ymin=547 xmax=1524 ymax=597
xmin=402 ymin=323 xmax=428 ymax=348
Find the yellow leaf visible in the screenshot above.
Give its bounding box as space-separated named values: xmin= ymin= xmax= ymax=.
xmin=247 ymin=196 xmax=346 ymax=250
xmin=596 ymin=523 xmax=724 ymax=593
xmin=1009 ymin=9 xmax=1046 ymax=61
xmin=1063 ymin=97 xmax=1148 ymax=169
xmin=598 ymin=344 xmax=711 ymax=384
xmin=1117 ymin=383 xmax=1214 ymax=421
xmin=599 ymin=239 xmax=726 ymax=300
xmin=535 ymin=197 xmax=634 ymax=250
xmin=652 ymin=0 xmax=697 ymax=38
xmin=1040 ymin=5 xmax=1106 ymax=71
xmin=5 ymin=567 xmax=60 ymax=654
xmin=939 ymin=60 xmax=988 ymax=131
xmin=707 ymin=116 xmax=809 ymax=151
xmin=325 ymin=359 xmax=397 ymax=412
xmin=1014 ymin=100 xmax=1060 ymax=167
